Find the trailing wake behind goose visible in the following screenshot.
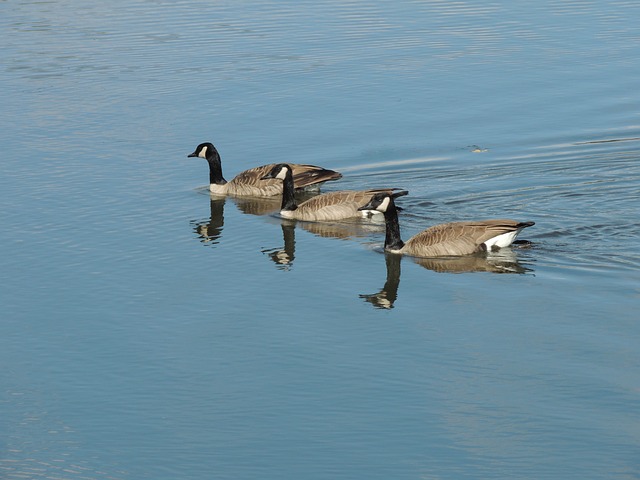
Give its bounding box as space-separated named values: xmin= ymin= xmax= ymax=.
xmin=188 ymin=142 xmax=342 ymax=196
xmin=358 ymin=192 xmax=534 ymax=257
xmin=261 ymin=163 xmax=408 ymax=222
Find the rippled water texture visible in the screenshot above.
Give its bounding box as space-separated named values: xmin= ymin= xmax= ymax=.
xmin=1 ymin=1 xmax=639 ymax=479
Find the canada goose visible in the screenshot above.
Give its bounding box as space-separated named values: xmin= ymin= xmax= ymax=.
xmin=261 ymin=163 xmax=408 ymax=222
xmin=358 ymin=192 xmax=534 ymax=257
xmin=188 ymin=142 xmax=342 ymax=196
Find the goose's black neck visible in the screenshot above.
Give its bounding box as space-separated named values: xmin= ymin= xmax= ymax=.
xmin=382 ymin=199 xmax=405 ymax=251
xmin=280 ymin=168 xmax=298 ymax=211
xmin=206 ymin=146 xmax=228 ymax=185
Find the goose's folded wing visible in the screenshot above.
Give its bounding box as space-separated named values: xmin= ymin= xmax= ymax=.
xmin=289 ymin=164 xmax=342 ymax=188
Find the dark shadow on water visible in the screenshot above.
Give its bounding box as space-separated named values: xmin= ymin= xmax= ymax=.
xmin=361 ymin=249 xmax=534 ymax=310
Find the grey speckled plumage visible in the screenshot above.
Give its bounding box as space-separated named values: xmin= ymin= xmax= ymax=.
xmin=261 ymin=164 xmax=408 ymax=222
xmin=188 ymin=142 xmax=342 ymax=196
xmin=358 ymin=192 xmax=534 ymax=258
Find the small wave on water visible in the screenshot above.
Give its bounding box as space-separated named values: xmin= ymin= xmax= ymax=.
xmin=337 ymin=132 xmax=640 ymax=275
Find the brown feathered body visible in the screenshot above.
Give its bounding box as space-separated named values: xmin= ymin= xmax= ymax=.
xmin=216 ymin=164 xmax=342 ymax=197
xmin=282 ymin=188 xmax=402 ymax=222
xmin=358 ymin=193 xmax=534 ymax=258
xmin=399 ymin=220 xmax=532 ymax=257
xmin=188 ymin=142 xmax=342 ymax=197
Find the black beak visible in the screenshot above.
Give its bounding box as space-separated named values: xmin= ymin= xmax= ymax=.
xmin=392 ymin=190 xmax=409 ymax=199
xmin=358 ymin=199 xmax=376 ymax=211
xmin=187 ymin=152 xmax=198 ymax=158
xmin=260 ymin=173 xmax=274 ymax=180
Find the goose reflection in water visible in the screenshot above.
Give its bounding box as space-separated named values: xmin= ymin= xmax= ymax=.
xmin=261 ymin=222 xmax=297 ymax=270
xmin=228 ymin=194 xmax=282 ymax=216
xmin=191 ymin=192 xmax=320 ymax=247
xmin=262 ymin=218 xmax=387 ymax=270
xmin=361 ymin=247 xmax=533 ymax=310
xmin=191 ymin=194 xmax=284 ymax=246
xmin=191 ymin=196 xmax=226 ymax=245
xmin=360 ymin=253 xmax=402 ymax=309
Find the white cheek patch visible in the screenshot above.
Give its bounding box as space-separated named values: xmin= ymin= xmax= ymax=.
xmin=199 ymin=145 xmax=208 ymax=158
xmin=275 ymin=167 xmax=289 ymax=180
xmin=378 ymin=196 xmax=391 ymax=212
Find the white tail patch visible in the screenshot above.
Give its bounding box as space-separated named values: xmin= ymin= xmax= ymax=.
xmin=483 ymin=230 xmax=519 ymax=250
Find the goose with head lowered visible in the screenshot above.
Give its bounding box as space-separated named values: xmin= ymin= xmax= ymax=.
xmin=188 ymin=142 xmax=342 ymax=196
xmin=261 ymin=163 xmax=408 ymax=222
xmin=358 ymin=192 xmax=534 ymax=257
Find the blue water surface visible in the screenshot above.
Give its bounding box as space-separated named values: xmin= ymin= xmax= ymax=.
xmin=1 ymin=1 xmax=639 ymax=479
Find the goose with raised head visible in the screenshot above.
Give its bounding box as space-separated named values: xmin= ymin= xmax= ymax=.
xmin=261 ymin=163 xmax=408 ymax=222
xmin=358 ymin=192 xmax=534 ymax=257
xmin=188 ymin=142 xmax=342 ymax=196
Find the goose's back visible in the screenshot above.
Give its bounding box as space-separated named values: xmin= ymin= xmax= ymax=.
xmin=225 ymin=164 xmax=341 ymax=197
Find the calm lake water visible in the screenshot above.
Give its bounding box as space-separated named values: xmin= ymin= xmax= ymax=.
xmin=1 ymin=1 xmax=639 ymax=479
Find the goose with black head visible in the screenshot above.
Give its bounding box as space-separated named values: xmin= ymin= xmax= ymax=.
xmin=188 ymin=142 xmax=342 ymax=196
xmin=358 ymin=192 xmax=534 ymax=257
